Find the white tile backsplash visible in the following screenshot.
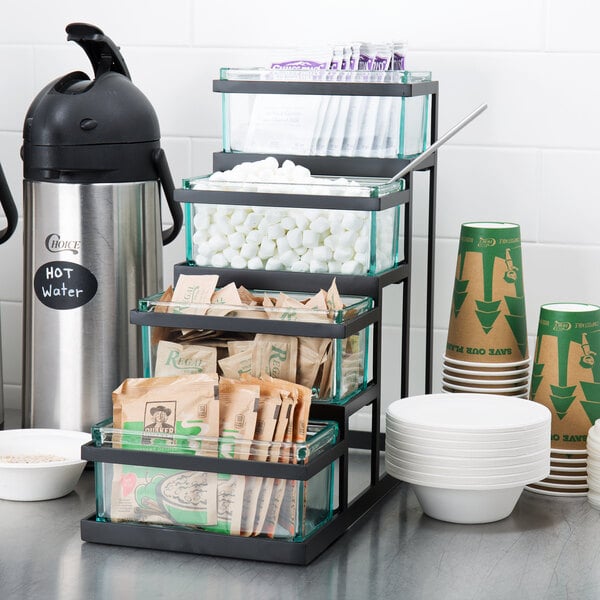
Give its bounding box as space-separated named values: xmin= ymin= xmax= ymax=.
xmin=546 ymin=1 xmax=600 ymax=52
xmin=541 ymin=150 xmax=600 ymax=245
xmin=0 ymin=1 xmax=598 ymax=409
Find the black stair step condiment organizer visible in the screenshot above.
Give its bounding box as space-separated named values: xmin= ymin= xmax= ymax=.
xmin=80 ymin=75 xmax=438 ymax=564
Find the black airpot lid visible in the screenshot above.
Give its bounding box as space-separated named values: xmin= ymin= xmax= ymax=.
xmin=24 ymin=23 xmax=160 ymax=147
xmin=22 ymin=23 xmax=163 ymax=183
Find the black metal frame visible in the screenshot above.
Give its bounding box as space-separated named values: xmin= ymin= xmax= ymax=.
xmin=81 ymin=76 xmax=438 ymax=565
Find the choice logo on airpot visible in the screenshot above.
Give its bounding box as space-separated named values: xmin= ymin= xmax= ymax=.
xmin=45 ymin=233 xmax=80 ymax=255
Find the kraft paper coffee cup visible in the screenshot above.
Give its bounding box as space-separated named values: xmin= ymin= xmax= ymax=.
xmin=445 ymin=222 xmax=528 ymax=364
xmin=530 ymin=303 xmax=600 ymax=451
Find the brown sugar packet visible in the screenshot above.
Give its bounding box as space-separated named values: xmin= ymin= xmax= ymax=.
xmin=326 ymin=277 xmax=344 ymax=313
xmin=218 ymin=348 xmax=253 ymax=379
xmin=275 ymin=288 xmax=332 ymax=390
xmin=202 ymin=384 xmax=260 ymax=537
xmin=169 ymin=274 xmax=220 ymax=337
xmin=238 ymin=383 xmax=283 ymax=537
xmin=251 ymin=394 xmax=294 ymax=536
xmin=217 ymin=383 xmax=260 ymax=460
xmin=207 ymin=282 xmax=243 ymax=316
xmin=260 ymin=375 xmax=311 ymax=443
xmin=169 ymin=274 xmax=219 ymax=315
xmin=151 ymin=286 xmax=174 ymax=346
xmin=261 ymin=392 xmax=298 ymax=539
xmin=237 ymin=285 xmax=263 ymax=305
xmin=251 ymin=334 xmax=298 ymax=383
xmin=227 ymin=340 xmax=255 ymax=356
xmin=154 ymin=340 xmax=217 ymax=376
xmin=261 ymin=376 xmax=312 ymax=536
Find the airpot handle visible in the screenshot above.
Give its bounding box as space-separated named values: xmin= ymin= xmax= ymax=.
xmin=66 ymin=22 xmax=131 ymax=79
xmin=152 ymin=149 xmax=183 ymax=246
xmin=0 ymin=163 xmax=18 ymax=245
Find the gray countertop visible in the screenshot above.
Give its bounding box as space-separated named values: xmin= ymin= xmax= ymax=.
xmin=2 ymin=411 xmax=600 ymax=600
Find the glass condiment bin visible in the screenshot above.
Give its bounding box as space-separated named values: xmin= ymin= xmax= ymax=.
xmin=218 ymin=68 xmax=432 ymax=159
xmin=181 ymin=174 xmax=406 ymax=276
xmin=86 ymin=419 xmax=339 ymax=542
xmin=133 ymin=289 xmax=374 ymax=405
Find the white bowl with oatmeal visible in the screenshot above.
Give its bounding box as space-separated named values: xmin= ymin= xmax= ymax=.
xmin=0 ymin=429 xmax=91 ymax=501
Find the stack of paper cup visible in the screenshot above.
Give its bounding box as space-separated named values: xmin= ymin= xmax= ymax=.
xmin=527 ymin=303 xmax=600 ymax=497
xmin=443 ymin=222 xmax=530 ymax=395
xmin=586 ymin=420 xmax=600 ymax=508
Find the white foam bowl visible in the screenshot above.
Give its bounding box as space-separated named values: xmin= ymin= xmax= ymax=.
xmin=0 ymin=429 xmax=90 ymax=501
xmin=385 ymin=425 xmax=549 ymax=450
xmin=385 ymin=438 xmax=549 ymax=458
xmin=386 ymin=445 xmax=550 ymax=468
xmin=385 ymin=419 xmax=549 ymax=442
xmin=387 ymin=458 xmax=549 ymax=486
xmin=385 ymin=453 xmax=550 ymax=478
xmin=411 ymin=484 xmax=524 ymax=524
xmin=387 ymin=394 xmax=550 ymax=434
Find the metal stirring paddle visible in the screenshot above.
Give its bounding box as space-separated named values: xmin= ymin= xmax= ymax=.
xmin=387 ymin=103 xmax=488 ymax=184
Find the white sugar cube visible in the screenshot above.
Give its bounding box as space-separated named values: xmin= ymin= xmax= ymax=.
xmin=258 ymin=239 xmax=276 ymax=259
xmin=281 ymin=215 xmax=296 ymax=230
xmin=341 ymin=260 xmax=363 ymax=274
xmin=309 ymin=259 xmax=328 ymax=273
xmin=280 ymin=249 xmax=298 ymax=268
xmin=341 ymin=212 xmax=366 ymax=232
xmin=355 ymin=235 xmax=370 ymax=254
xmin=208 ymin=234 xmax=228 ymax=252
xmin=312 ymin=246 xmax=333 ymax=261
xmin=240 ymin=242 xmax=259 ymax=259
xmin=230 ymin=255 xmax=247 ymax=269
xmin=291 ymin=260 xmax=310 ymax=272
xmin=267 ymin=224 xmax=285 ymax=240
xmin=294 ymin=214 xmax=309 ymax=230
xmin=276 ymin=237 xmax=291 ymax=254
xmin=223 ymin=246 xmax=237 ymax=261
xmin=310 ymin=216 xmax=331 ymax=234
xmin=302 ymin=229 xmax=320 ymax=248
xmin=245 ymin=212 xmax=262 ymax=228
xmin=228 ymin=231 xmax=245 ymax=250
xmin=323 ymin=235 xmax=338 ymax=249
xmin=246 ymin=229 xmax=263 ymax=244
xmin=333 ymin=246 xmax=354 ymax=263
xmin=286 ymin=228 xmax=303 ymax=249
xmin=230 ymin=209 xmax=247 ymax=227
xmin=247 ymin=256 xmax=264 ymax=270
xmin=265 ymin=257 xmax=283 ymax=270
xmin=211 ymin=253 xmax=229 ymax=268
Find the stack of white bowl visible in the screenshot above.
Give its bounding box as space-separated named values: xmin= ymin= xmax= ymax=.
xmin=442 ymin=355 xmax=531 ymax=398
xmin=587 ymin=420 xmax=600 ymax=508
xmin=385 ymin=393 xmax=551 ymax=524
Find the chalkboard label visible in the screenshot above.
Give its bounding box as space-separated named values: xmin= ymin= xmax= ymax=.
xmin=34 ymin=261 xmax=98 ymax=310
